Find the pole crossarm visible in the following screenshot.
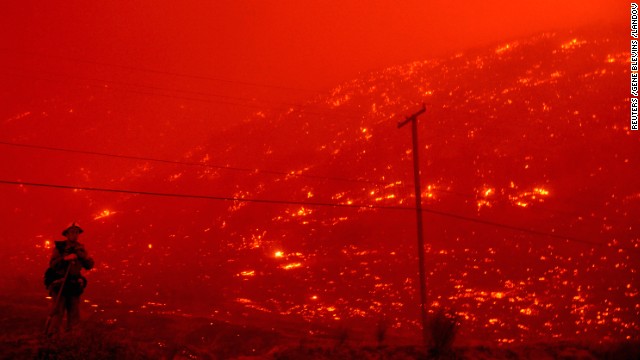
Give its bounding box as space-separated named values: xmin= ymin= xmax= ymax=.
xmin=397 ymin=103 xmax=426 ymax=128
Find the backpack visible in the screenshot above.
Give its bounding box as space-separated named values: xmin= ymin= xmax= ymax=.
xmin=45 ymin=241 xmax=68 ymax=289
xmin=45 ymin=269 xmax=88 ymax=295
xmin=44 ymin=267 xmax=60 ymax=288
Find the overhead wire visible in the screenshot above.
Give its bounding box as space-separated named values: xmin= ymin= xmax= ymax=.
xmin=0 ymin=139 xmax=591 ymax=220
xmin=0 ymin=48 xmax=323 ymax=94
xmin=0 ymin=178 xmax=620 ymax=250
xmin=0 ymin=55 xmax=605 ymax=230
xmin=0 ymin=61 xmax=596 ymax=220
xmin=0 ymin=140 xmax=395 ymax=186
xmin=2 ymin=67 xmax=362 ymax=119
xmin=1 ymin=70 xmax=341 ymax=117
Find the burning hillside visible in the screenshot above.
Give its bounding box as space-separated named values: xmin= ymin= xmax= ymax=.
xmin=1 ymin=27 xmax=637 ymax=347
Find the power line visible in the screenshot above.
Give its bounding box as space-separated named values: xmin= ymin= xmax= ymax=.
xmin=0 ymin=73 xmax=593 ymax=220
xmin=3 ymin=67 xmax=362 ymax=119
xmin=1 ymin=48 xmax=324 ymax=94
xmin=0 ymin=179 xmax=609 ymax=249
xmin=2 ymin=71 xmax=334 ymax=116
xmin=0 ymin=54 xmax=626 ymax=250
xmin=2 ymin=69 xmax=586 ymax=218
xmin=0 ymin=179 xmax=405 ymax=209
xmin=1 ymin=72 xmax=364 ymax=130
xmin=0 ymin=140 xmax=394 ymax=186
xmin=0 ymin=139 xmax=591 ymax=219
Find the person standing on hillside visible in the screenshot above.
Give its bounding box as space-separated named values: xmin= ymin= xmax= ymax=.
xmin=45 ymin=222 xmax=95 ymax=336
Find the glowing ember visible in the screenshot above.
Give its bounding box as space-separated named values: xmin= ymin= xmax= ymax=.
xmin=94 ymin=209 xmax=115 ymax=220
xmin=477 ymin=199 xmax=492 ymax=209
xmin=534 ymin=187 xmax=550 ymax=196
xmin=281 ymin=263 xmax=302 ymax=270
xmin=560 ymin=38 xmax=587 ymax=50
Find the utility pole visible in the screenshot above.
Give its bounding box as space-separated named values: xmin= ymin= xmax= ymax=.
xmin=397 ymin=104 xmax=429 ymax=350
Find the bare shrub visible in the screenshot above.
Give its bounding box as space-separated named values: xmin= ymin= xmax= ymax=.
xmin=336 ymin=325 xmax=350 ymax=347
xmin=428 ymin=308 xmax=460 ymax=358
xmin=375 ymin=317 xmax=388 ymax=346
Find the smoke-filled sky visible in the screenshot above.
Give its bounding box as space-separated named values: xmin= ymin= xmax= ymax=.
xmin=1 ymin=1 xmax=624 ymax=92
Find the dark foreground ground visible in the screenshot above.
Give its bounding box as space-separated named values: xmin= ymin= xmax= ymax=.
xmin=0 ymin=296 xmax=638 ymax=360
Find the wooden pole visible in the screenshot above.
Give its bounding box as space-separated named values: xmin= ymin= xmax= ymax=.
xmin=397 ymin=104 xmax=429 ymax=349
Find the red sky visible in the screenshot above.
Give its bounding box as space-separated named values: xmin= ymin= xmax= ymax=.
xmin=1 ymin=1 xmax=625 ymax=92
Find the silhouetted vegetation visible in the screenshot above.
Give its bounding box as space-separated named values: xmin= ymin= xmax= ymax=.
xmin=375 ymin=316 xmax=389 ymax=347
xmin=335 ymin=325 xmax=350 ymax=347
xmin=1 ymin=297 xmax=639 ymax=359
xmin=428 ymin=309 xmax=460 ymax=358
